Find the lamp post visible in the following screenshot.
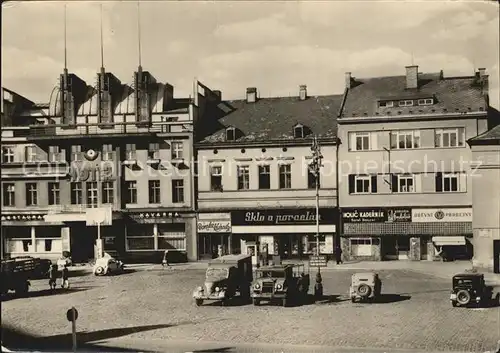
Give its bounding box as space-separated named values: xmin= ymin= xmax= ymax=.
xmin=310 ymin=135 xmax=323 ymax=300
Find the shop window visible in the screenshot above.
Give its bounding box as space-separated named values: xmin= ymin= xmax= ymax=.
xmin=258 ymin=165 xmax=270 ymax=190
xmin=210 ymin=166 xmax=223 ymax=192
xmin=158 ymin=223 xmax=186 ymax=251
xmin=23 ymin=240 xmax=32 ymax=252
xmin=126 ymin=225 xmax=154 ymax=251
xmin=35 ymin=239 xmax=62 ymax=253
xmin=45 ymin=239 xmax=52 ymax=252
xmin=350 ymin=238 xmax=373 ymax=257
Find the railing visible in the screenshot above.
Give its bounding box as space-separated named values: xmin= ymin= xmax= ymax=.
xmin=28 ymin=122 xmax=179 ymax=138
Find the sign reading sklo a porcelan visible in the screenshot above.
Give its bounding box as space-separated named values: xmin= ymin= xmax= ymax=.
xmin=197 ymin=213 xmax=232 ymax=233
xmin=411 ymin=208 xmax=472 ymax=223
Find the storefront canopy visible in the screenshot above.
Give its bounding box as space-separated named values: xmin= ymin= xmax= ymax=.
xmin=432 ymin=236 xmax=466 ymax=246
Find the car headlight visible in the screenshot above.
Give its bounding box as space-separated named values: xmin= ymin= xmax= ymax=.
xmin=276 ymin=283 xmax=282 ymax=290
xmin=215 ymin=287 xmax=220 ymax=292
xmin=254 ymin=283 xmax=260 ymax=289
xmin=197 ymin=286 xmax=203 ymax=292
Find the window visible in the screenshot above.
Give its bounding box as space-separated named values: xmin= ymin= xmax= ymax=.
xmin=279 ymin=164 xmax=292 ymax=189
xmin=350 ymin=238 xmax=374 ymax=257
xmin=25 ymin=146 xmax=37 ymax=163
xmin=48 ymin=182 xmax=60 ymax=205
xmin=71 ymin=145 xmax=83 ymax=161
xmin=237 ymin=165 xmax=250 ymax=190
xmin=48 ymin=146 xmax=63 ymax=162
xmin=348 ymin=175 xmax=377 ymax=194
xmin=210 ymin=166 xmax=223 ymax=192
xmin=293 ymin=125 xmax=304 ymax=138
xmin=125 ymin=181 xmax=137 ymax=204
xmin=171 ymin=141 xmax=183 ymax=159
xmin=308 ymin=165 xmax=320 ymax=189
xmin=418 ymin=98 xmax=434 ymax=105
xmin=148 ymin=143 xmax=160 ymax=160
xmin=2 ymin=146 xmax=15 ymax=163
xmin=351 ymin=132 xmax=370 ymax=151
xmin=258 ymin=165 xmax=271 ymax=190
xmin=3 ymin=183 xmax=15 ymax=206
xmin=126 ymin=224 xmax=154 ymax=250
xmin=226 ymin=127 xmax=236 ymax=141
xmin=435 ymin=128 xmax=465 ymax=148
xmin=390 ymin=130 xmax=421 ymax=149
xmin=86 ymin=182 xmax=98 ymax=208
xmin=161 ymin=116 xmax=172 ymax=133
xmin=172 ymin=179 xmax=184 ymax=203
xmin=70 ymin=182 xmax=83 ymax=204
xmin=435 ymin=172 xmax=459 ymax=192
xmin=102 ymin=181 xmax=114 ymax=204
xmin=125 ymin=144 xmax=136 ymax=160
xmin=148 ymin=180 xmax=161 ymax=204
xmin=391 ymin=174 xmax=415 ymax=193
xmin=102 ymin=144 xmax=113 ymax=161
xmin=398 ymin=100 xmax=414 ymax=107
xmin=378 ymin=101 xmax=394 ymax=108
xmin=157 ymin=223 xmax=186 ymax=251
xmin=26 ymin=183 xmax=38 ymax=206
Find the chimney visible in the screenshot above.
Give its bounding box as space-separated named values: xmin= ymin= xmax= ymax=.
xmin=246 ymin=87 xmax=257 ymax=103
xmin=345 ymin=72 xmax=352 ymax=89
xmin=405 ymin=65 xmax=418 ymax=89
xmin=213 ymin=90 xmax=222 ymax=101
xmin=299 ymin=85 xmax=307 ymax=100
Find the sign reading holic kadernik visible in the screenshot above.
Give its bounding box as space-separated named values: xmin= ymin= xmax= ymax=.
xmin=231 ymin=209 xmax=337 ymax=226
xmin=341 ymin=207 xmax=412 ymax=223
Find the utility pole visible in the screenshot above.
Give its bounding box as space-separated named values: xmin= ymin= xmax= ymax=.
xmin=310 ymin=135 xmax=323 ymax=300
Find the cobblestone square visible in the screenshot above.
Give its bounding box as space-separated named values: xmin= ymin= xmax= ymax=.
xmin=2 ymin=268 xmax=498 ymax=352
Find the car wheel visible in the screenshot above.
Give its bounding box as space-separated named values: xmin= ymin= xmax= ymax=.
xmin=94 ymin=266 xmax=105 ymax=276
xmin=195 ymin=299 xmax=203 ymax=306
xmin=357 ymin=284 xmax=372 ymax=297
xmin=282 ymin=298 xmax=288 ymax=307
xmin=351 ymin=297 xmax=356 ymax=303
xmin=253 ymin=298 xmax=260 ymax=306
xmin=451 ymin=301 xmax=457 ymax=307
xmin=15 ymin=282 xmax=29 ymax=295
xmin=456 ymin=290 xmax=471 ymax=305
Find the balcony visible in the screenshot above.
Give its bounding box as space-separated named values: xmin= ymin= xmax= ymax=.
xmin=27 ymin=122 xmax=187 ymax=141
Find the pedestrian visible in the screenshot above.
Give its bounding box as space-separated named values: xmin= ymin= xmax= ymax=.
xmin=335 ymin=245 xmax=343 ymax=265
xmin=61 ymin=264 xmax=69 ymax=289
xmin=48 ymin=264 xmax=58 ymax=290
xmin=162 ymin=250 xmax=170 ymax=268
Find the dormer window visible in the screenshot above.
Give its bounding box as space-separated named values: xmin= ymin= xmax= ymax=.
xmin=418 ymin=98 xmax=434 ymax=106
xmin=226 ymin=127 xmax=236 ymax=141
xmin=379 ymin=101 xmax=394 ymax=108
xmin=399 ymin=100 xmax=414 ymax=107
xmin=293 ymin=124 xmax=305 ymax=138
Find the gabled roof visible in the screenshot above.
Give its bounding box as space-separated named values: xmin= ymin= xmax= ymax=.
xmin=341 ymin=73 xmax=488 ymax=118
xmin=197 ymin=94 xmax=343 ymax=145
xmin=468 ymin=124 xmax=500 ymax=145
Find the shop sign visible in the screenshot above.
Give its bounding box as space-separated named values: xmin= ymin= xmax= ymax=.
xmin=412 ymin=208 xmax=472 ymax=223
xmin=197 ymin=220 xmax=231 ymax=233
xmin=386 ymin=208 xmax=412 ymax=223
xmin=231 ymin=208 xmax=337 ymax=226
xmin=1 ymin=214 xmax=46 ymax=221
xmin=342 ymin=208 xmax=386 ymax=223
xmin=128 ymin=212 xmax=183 ymax=224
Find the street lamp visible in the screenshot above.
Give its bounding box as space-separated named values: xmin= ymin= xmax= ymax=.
xmin=310 ymin=135 xmax=323 ymax=299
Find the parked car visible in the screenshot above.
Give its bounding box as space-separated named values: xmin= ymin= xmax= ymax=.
xmin=1 ymin=258 xmax=36 ymax=296
xmin=192 ymin=254 xmax=253 ymax=306
xmin=251 ymin=263 xmax=310 ymax=307
xmin=93 ymin=256 xmax=124 ymax=276
xmin=450 ymin=273 xmax=497 ymax=307
xmin=349 ymin=272 xmax=382 ymax=303
xmin=33 ymin=259 xmax=52 ymax=279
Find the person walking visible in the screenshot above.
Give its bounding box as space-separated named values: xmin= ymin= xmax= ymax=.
xmin=335 ymin=245 xmax=343 ymax=265
xmin=61 ymin=264 xmax=70 ymax=289
xmin=48 ymin=264 xmax=58 ymax=290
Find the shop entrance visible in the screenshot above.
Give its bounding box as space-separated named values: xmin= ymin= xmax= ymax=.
xmin=70 ymin=224 xmax=97 ymax=263
xmin=198 ymin=233 xmax=230 ymax=259
xmin=276 ymin=234 xmax=303 ymax=259
xmin=382 ymin=236 xmax=410 ymax=260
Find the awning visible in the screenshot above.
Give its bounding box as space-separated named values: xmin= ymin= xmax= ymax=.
xmin=432 ymin=236 xmax=466 ymax=246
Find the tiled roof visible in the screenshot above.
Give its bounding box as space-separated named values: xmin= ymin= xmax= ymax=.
xmin=197 ymin=94 xmax=343 ymax=145
xmin=341 ymin=73 xmax=488 ymax=118
xmin=468 ymin=124 xmax=500 ymax=143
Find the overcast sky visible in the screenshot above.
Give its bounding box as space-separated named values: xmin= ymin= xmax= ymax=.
xmin=2 ymin=1 xmax=499 ymax=109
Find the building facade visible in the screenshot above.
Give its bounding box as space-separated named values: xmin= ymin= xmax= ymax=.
xmin=467 ymin=124 xmax=500 ymax=271
xmin=0 ymin=67 xmax=214 ymax=263
xmin=337 ymin=66 xmax=491 ymax=261
xmin=195 ymin=85 xmax=342 ymax=264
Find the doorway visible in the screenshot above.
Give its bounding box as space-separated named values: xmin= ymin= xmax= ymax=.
xmin=382 ymin=236 xmax=410 ymax=260
xmin=70 ymin=224 xmax=97 ymax=263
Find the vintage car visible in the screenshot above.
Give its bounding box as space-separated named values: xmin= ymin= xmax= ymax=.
xmin=450 ymin=273 xmax=496 ymax=307
xmin=193 ymin=254 xmax=253 ymax=306
xmin=251 ymin=264 xmax=310 ymax=307
xmin=349 ymin=272 xmax=382 ymax=303
xmin=93 ymin=256 xmax=124 ymax=276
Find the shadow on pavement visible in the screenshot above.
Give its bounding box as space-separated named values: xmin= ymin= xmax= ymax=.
xmin=69 ymin=269 xmax=93 ymax=278
xmin=312 ymin=294 xmax=348 ymax=305
xmin=373 ymin=294 xmax=411 ymax=304
xmin=1 ymin=287 xmax=97 ymax=301
xmin=190 ymin=348 xmax=234 ymax=352
xmin=1 ymin=324 xmax=174 ymax=352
